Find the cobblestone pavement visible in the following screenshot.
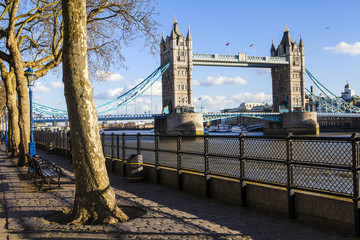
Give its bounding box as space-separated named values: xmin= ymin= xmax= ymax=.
xmin=0 ymin=144 xmax=354 ymax=239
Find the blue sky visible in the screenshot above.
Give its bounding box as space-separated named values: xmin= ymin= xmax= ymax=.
xmin=33 ymin=0 xmax=360 ymax=115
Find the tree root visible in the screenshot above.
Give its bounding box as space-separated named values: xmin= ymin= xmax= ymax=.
xmin=61 ymin=205 xmax=129 ymax=225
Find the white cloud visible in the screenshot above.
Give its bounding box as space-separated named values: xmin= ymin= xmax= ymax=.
xmin=256 ymin=68 xmax=271 ymax=75
xmin=193 ymin=79 xmax=201 ymax=86
xmin=33 ymin=82 xmax=51 ymax=93
xmin=33 ymin=96 xmax=42 ymax=100
xmin=194 ymin=92 xmax=272 ymax=112
xmin=231 ymin=92 xmax=272 ymax=103
xmin=142 ymin=81 xmax=162 ymax=96
xmin=49 ymin=81 xmax=63 ymax=88
xmin=197 ymin=76 xmax=247 ymax=86
xmin=95 ymin=70 xmax=124 ymax=82
xmin=194 ymin=95 xmax=235 ymax=113
xmin=324 ymin=42 xmax=360 ymax=56
xmin=95 ymin=87 xmax=124 ymax=99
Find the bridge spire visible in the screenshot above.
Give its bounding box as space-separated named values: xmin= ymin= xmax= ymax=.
xmin=170 ymin=16 xmax=181 ymax=39
xmin=299 ymin=33 xmax=304 ymax=47
xmin=271 ymin=38 xmax=276 ymax=56
xmin=161 ymin=31 xmax=165 ymax=44
xmin=186 ymin=25 xmax=192 ymax=42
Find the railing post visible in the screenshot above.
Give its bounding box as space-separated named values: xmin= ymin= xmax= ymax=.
xmin=155 ymin=132 xmax=160 ymax=184
xmin=116 ymin=135 xmax=120 ymax=159
xmin=352 ymin=133 xmax=360 ymax=236
xmin=137 ymin=132 xmax=141 ymax=155
xmin=62 ymin=132 xmax=66 ymax=156
xmin=55 ymin=131 xmax=58 ymax=153
xmin=111 ymin=133 xmax=115 ymax=160
xmin=239 ymin=133 xmax=247 ymax=207
xmin=66 ymin=131 xmax=69 ymax=151
xmin=122 ymin=133 xmax=127 ymax=176
xmin=177 ymin=133 xmax=183 ymax=190
xmin=204 ymin=133 xmax=211 ymax=198
xmin=286 ymin=132 xmax=295 ymax=219
xmin=101 ymin=132 xmax=105 ymax=157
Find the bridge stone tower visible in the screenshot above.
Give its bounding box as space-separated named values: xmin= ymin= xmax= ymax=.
xmin=271 ymin=26 xmax=305 ymax=113
xmin=155 ymin=18 xmax=203 ymax=135
xmin=160 ymin=18 xmax=194 ymax=113
xmin=264 ymin=27 xmax=319 ymax=135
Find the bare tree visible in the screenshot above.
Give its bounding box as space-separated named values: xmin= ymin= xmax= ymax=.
xmin=62 ymin=0 xmax=128 ymax=224
xmin=0 ymin=0 xmax=159 ymax=165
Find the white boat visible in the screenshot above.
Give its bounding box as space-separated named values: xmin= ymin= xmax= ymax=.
xmin=209 ymin=124 xmax=231 ymax=132
xmin=231 ymin=125 xmax=247 ymax=133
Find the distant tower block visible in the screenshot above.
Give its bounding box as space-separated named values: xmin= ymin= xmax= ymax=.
xmin=156 ymin=18 xmax=203 ymax=136
xmin=271 ymin=27 xmax=305 ymax=113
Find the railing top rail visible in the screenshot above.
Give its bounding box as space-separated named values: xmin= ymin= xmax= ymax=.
xmin=96 ymin=132 xmax=359 ymax=142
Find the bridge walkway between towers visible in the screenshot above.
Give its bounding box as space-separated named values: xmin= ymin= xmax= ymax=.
xmin=0 ymin=144 xmax=349 ymax=239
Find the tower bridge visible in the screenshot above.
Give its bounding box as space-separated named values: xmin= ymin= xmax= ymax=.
xmin=32 ymin=19 xmax=360 ymax=135
xmin=157 ymin=18 xmax=318 ymax=135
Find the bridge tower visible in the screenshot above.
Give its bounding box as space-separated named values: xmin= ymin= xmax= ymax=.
xmin=271 ymin=26 xmax=305 ymax=113
xmin=265 ymin=27 xmax=319 ymax=135
xmin=160 ymin=17 xmax=194 ymax=113
xmin=156 ymin=18 xmax=203 ymax=135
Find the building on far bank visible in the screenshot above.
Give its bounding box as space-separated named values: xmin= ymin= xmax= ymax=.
xmin=220 ymin=102 xmax=272 ymax=126
xmin=341 ymin=82 xmax=355 ymax=102
xmin=222 ymin=102 xmax=272 ymax=113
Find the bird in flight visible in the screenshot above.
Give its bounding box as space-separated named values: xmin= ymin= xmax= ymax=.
xmin=325 ymin=27 xmax=330 ymax=29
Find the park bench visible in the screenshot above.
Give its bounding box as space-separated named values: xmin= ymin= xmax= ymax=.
xmin=26 ymin=154 xmax=62 ymax=191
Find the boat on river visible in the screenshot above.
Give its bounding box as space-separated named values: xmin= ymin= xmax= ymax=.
xmin=231 ymin=125 xmax=247 ymax=133
xmin=209 ymin=124 xmax=231 ymax=132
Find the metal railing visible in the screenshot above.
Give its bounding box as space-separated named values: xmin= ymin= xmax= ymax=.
xmin=34 ymin=131 xmax=360 ymax=198
xmin=33 ymin=130 xmax=360 ymax=235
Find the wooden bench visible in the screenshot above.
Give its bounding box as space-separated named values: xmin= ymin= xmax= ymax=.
xmin=26 ymin=154 xmax=62 ymax=191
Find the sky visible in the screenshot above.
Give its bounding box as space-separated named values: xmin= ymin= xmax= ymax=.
xmin=33 ymin=0 xmax=360 ymax=115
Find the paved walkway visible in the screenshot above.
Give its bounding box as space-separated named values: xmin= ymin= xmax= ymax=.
xmin=0 ymin=144 xmax=354 ymax=239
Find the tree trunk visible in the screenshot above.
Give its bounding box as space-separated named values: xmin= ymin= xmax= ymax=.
xmin=3 ymin=73 xmax=20 ymax=157
xmin=62 ymin=0 xmax=128 ymax=224
xmin=13 ymin=68 xmax=30 ymax=166
xmin=6 ymin=0 xmax=30 ymax=166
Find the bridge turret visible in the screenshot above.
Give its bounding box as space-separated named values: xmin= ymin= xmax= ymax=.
xmin=271 ymin=26 xmax=305 ymax=113
xmin=270 ymin=39 xmax=276 ymax=56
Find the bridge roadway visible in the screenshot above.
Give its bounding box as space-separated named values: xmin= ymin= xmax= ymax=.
xmin=33 ymin=112 xmax=360 ymax=123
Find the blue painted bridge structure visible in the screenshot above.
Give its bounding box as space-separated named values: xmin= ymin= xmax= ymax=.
xmin=34 ymin=112 xmax=283 ymax=123
xmin=33 ymin=112 xmax=360 ymax=124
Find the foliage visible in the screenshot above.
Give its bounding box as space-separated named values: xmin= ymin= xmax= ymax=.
xmin=0 ymin=0 xmax=159 ymax=79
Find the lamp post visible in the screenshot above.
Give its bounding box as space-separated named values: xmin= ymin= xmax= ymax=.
xmin=4 ymin=106 xmax=8 ymax=148
xmin=25 ymin=67 xmax=37 ymax=156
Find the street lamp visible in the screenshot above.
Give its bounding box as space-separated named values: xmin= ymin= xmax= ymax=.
xmin=25 ymin=67 xmax=37 ymax=156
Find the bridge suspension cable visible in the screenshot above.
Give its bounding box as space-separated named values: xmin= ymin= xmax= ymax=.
xmin=96 ymin=62 xmax=171 ymax=114
xmin=33 ymin=102 xmax=68 ymax=116
xmin=33 ymin=63 xmax=171 ymax=116
xmin=305 ymin=69 xmax=360 ymax=113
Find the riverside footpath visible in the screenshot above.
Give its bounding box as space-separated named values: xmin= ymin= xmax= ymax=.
xmin=0 ymin=144 xmax=354 ymax=240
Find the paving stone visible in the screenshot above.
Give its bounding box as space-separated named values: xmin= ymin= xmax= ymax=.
xmin=0 ymin=145 xmax=354 ymax=239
